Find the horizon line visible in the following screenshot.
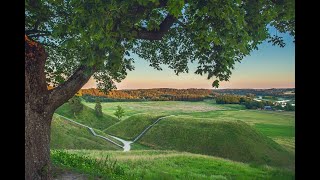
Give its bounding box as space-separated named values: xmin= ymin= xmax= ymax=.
xmin=81 ymin=87 xmax=295 ymax=90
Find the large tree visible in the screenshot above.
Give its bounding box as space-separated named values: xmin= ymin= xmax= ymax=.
xmin=25 ymin=0 xmax=294 ymax=179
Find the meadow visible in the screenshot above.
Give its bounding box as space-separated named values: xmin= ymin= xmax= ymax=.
xmin=52 ymin=99 xmax=295 ymax=179
xmin=52 ymin=149 xmax=294 ymax=180
xmin=83 ymin=100 xmax=295 ymax=154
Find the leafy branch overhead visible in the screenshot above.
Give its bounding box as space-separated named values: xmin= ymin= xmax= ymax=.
xmin=26 ymin=0 xmax=295 ymax=89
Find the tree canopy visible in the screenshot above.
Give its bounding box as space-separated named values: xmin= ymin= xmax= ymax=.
xmin=25 ymin=0 xmax=295 ymax=91
xmin=114 ymin=105 xmax=125 ymax=120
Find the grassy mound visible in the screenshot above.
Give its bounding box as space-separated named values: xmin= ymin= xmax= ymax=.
xmin=55 ymin=102 xmax=119 ymax=130
xmin=137 ymin=116 xmax=294 ymax=169
xmin=105 ymin=114 xmax=164 ymax=140
xmin=51 ymin=115 xmax=120 ymax=150
xmin=53 ymin=149 xmax=294 ymax=179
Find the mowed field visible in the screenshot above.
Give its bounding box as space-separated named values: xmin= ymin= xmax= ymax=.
xmin=83 ymin=100 xmax=295 ymax=154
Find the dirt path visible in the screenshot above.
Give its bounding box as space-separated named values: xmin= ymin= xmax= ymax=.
xmin=56 ymin=114 xmax=123 ymax=148
xmin=56 ymin=114 xmax=174 ymax=152
xmin=133 ymin=115 xmax=174 ymax=142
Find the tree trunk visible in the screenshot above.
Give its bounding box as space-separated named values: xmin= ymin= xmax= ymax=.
xmin=25 ymin=35 xmax=95 ymax=179
xmin=25 ymin=35 xmax=54 ymax=180
xmin=25 ymin=106 xmax=54 ymax=180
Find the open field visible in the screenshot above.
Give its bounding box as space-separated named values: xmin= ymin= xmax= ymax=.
xmin=84 ymin=100 xmax=294 ymax=153
xmin=82 ymin=100 xmax=236 ymax=119
xmin=53 ymin=100 xmax=295 ymax=178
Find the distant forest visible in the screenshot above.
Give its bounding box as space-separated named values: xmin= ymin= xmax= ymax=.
xmin=212 ymin=88 xmax=295 ymax=98
xmin=80 ymin=88 xmax=294 ymax=102
xmin=82 ymin=88 xmax=213 ymax=102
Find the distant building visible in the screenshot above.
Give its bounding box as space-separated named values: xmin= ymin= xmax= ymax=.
xmin=264 ymin=106 xmax=272 ymax=110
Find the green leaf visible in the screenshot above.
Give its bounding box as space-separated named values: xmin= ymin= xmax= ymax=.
xmin=212 ymin=80 xmax=220 ymax=88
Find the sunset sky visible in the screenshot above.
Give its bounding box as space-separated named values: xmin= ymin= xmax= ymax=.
xmin=83 ymin=30 xmax=295 ymax=90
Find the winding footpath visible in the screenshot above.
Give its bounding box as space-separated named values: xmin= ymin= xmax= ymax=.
xmin=55 ymin=114 xmax=123 ymax=148
xmin=133 ymin=115 xmax=175 ymax=142
xmin=55 ymin=114 xmax=174 ymax=152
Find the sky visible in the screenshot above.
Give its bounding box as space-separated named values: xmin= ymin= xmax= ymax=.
xmin=83 ymin=30 xmax=295 ymax=90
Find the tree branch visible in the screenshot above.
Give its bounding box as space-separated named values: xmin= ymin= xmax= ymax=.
xmin=28 ymin=33 xmax=51 ymax=38
xmin=176 ymin=20 xmax=186 ymax=28
xmin=135 ymin=14 xmax=177 ymax=40
xmin=48 ymin=65 xmax=95 ymax=110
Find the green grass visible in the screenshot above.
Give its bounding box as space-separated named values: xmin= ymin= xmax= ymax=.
xmin=273 ymin=137 xmax=295 ymax=154
xmin=51 ymin=115 xmax=121 ymax=150
xmin=128 ymin=116 xmax=294 ymax=169
xmin=55 ymin=102 xmax=119 ymax=130
xmin=130 ymin=143 xmax=153 ymax=150
xmin=105 ymin=114 xmax=164 ymax=140
xmin=82 ymin=100 xmax=227 ymax=119
xmin=51 ymin=150 xmax=124 ymax=179
xmin=185 ymin=110 xmax=295 ymax=152
xmin=54 ymin=100 xmax=295 ymax=176
xmin=184 ymin=110 xmax=295 ymax=126
xmin=254 ymin=123 xmax=295 ymax=138
xmin=92 ymin=101 xmax=294 ymax=156
xmin=54 ymin=149 xmax=294 ymax=180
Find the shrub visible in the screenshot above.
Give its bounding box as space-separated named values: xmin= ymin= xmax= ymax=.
xmin=94 ymin=99 xmax=103 ymax=117
xmin=114 ymin=105 xmax=125 ymax=120
xmin=68 ymin=96 xmax=83 ymax=113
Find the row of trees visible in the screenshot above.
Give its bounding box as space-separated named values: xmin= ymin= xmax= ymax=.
xmin=212 ymin=88 xmax=295 ymax=98
xmin=243 ymin=100 xmax=274 ymax=109
xmin=82 ymin=93 xmax=213 ymax=102
xmin=82 ymin=88 xmax=213 ymax=101
xmin=215 ymin=94 xmax=243 ymax=104
xmin=214 ymin=94 xmax=295 ymax=111
xmin=215 ymin=94 xmax=256 ymax=104
xmin=82 ymin=95 xmax=147 ymax=102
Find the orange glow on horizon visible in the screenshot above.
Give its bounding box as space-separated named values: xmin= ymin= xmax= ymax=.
xmin=82 ymin=77 xmax=294 ymax=90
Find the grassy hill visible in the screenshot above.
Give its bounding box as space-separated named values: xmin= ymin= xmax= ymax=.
xmin=105 ymin=114 xmax=164 ymax=140
xmin=52 ymin=149 xmax=294 ymax=179
xmin=55 ymin=101 xmax=119 ymax=130
xmin=107 ymin=114 xmax=294 ymax=169
xmin=51 ymin=115 xmax=121 ymax=150
xmin=184 ymin=109 xmax=295 ymax=153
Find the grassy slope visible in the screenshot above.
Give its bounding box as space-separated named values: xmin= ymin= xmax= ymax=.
xmin=105 ymin=114 xmax=164 ymax=140
xmin=60 ymin=149 xmax=294 ymax=179
xmin=185 ymin=110 xmax=295 ymax=152
xmin=51 ymin=115 xmax=120 ymax=150
xmin=137 ymin=116 xmax=294 ymax=169
xmin=84 ymin=101 xmax=294 ymax=151
xmin=55 ymin=102 xmax=119 ymax=130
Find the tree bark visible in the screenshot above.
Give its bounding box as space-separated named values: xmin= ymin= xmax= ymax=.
xmin=25 ymin=106 xmax=53 ymax=180
xmin=25 ymin=35 xmax=95 ymax=179
xmin=25 ymin=35 xmax=53 ymax=180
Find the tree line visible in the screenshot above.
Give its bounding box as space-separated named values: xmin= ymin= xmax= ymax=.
xmin=214 ymin=94 xmax=294 ymax=111
xmin=82 ymin=88 xmax=213 ymax=101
